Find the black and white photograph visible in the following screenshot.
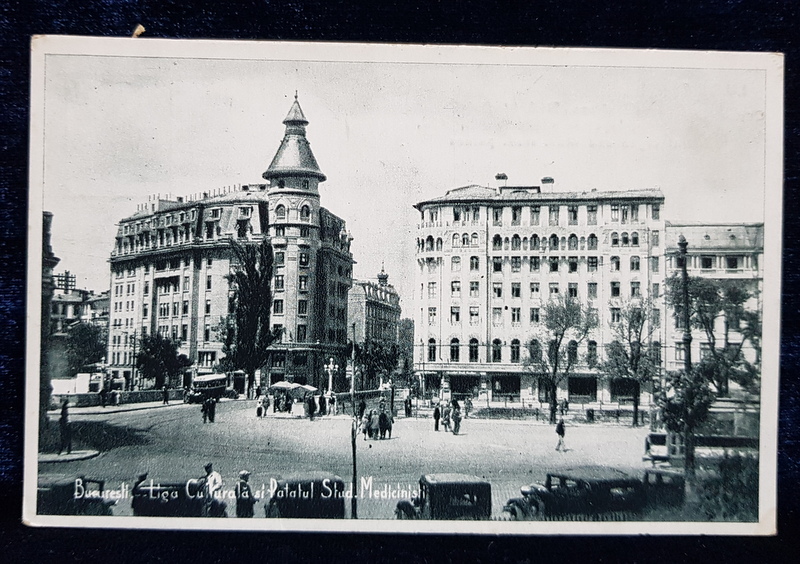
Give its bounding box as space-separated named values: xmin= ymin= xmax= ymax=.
xmin=24 ymin=36 xmax=782 ymax=534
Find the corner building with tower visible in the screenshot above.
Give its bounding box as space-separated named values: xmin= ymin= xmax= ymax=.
xmin=106 ymin=98 xmax=354 ymax=391
xmin=413 ymin=177 xmax=666 ymax=408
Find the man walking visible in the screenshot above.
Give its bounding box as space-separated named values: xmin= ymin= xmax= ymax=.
xmin=555 ymin=418 xmax=566 ymax=452
xmin=235 ymin=470 xmax=256 ymax=518
xmin=433 ymin=403 xmax=441 ymax=431
xmin=201 ymin=462 xmax=223 ymax=517
xmin=57 ymin=399 xmax=72 ymax=455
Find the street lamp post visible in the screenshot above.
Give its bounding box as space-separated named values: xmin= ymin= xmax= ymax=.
xmin=678 ymin=235 xmax=692 ymax=373
xmin=349 ymin=322 xmax=358 ymax=519
xmin=324 ymin=357 xmax=338 ymax=395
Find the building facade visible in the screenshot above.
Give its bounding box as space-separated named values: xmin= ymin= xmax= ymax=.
xmin=413 ymin=178 xmax=666 ymax=407
xmin=348 ymin=267 xmax=402 ymax=345
xmin=107 ymin=98 xmax=353 ymax=391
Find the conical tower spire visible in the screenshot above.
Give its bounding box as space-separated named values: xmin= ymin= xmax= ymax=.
xmin=377 ymin=262 xmax=389 ymax=286
xmin=263 ymin=95 xmax=326 ymax=183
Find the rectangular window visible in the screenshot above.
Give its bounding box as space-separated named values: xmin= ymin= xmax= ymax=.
xmin=611 ymin=308 xmax=621 ymax=323
xmin=511 ymin=282 xmax=521 ymax=298
xmin=568 ymin=256 xmax=578 ymax=273
xmin=273 ymin=300 xmax=284 ymax=315
xmin=493 ymin=257 xmax=503 ymax=272
xmin=206 ymin=275 xmax=212 ymax=291
xmin=621 ymin=204 xmax=629 ymax=224
xmin=453 ymin=207 xmax=461 ymax=222
xmin=631 ymin=281 xmax=641 ymax=297
xmin=181 ymin=324 xmax=188 ymax=341
xmin=587 ymin=205 xmax=597 ymax=225
xmin=530 ymin=282 xmax=540 ymax=296
xmin=299 ymin=275 xmax=308 ymax=291
xmin=611 ymin=204 xmax=620 ymax=222
xmin=275 ymin=252 xmax=285 ymax=266
xmin=587 ymin=257 xmax=598 ymax=272
xmin=297 ymin=325 xmax=307 ymax=342
xmin=652 ymin=204 xmax=660 ymax=220
xmin=428 ymin=307 xmax=437 ymax=325
xmin=651 ymin=256 xmax=660 ymax=273
xmin=274 ymin=275 xmax=284 ymax=291
xmin=183 ymin=276 xmax=189 ymax=291
xmin=511 ymin=206 xmax=521 ymax=225
xmin=568 ymin=283 xmax=578 ymax=298
xmin=492 ymin=307 xmax=503 ymax=325
xmin=143 ymin=282 xmax=149 ymax=295
xmin=511 ymin=256 xmax=521 ymax=272
xmin=631 ymin=205 xmax=639 ymax=222
xmin=611 ymin=281 xmax=621 ymax=297
xmin=530 ymin=256 xmax=540 ymax=272
xmin=511 ymin=307 xmax=521 ymax=323
xmin=143 ymin=303 xmax=149 ymax=317
xmin=204 ymin=325 xmax=211 ymax=341
xmin=652 ymin=308 xmax=661 ymax=326
xmin=298 ymin=300 xmax=308 ymax=316
xmin=549 ymin=257 xmax=559 ymax=272
xmin=652 ymin=283 xmax=660 ymax=298
xmin=701 ymin=256 xmax=715 ymax=269
xmin=451 ymin=280 xmax=461 ymax=297
xmin=568 ymin=205 xmax=578 ymax=225
xmin=469 ymin=281 xmax=479 ymax=297
xmin=450 ymin=307 xmax=461 ymax=323
xmin=530 ymin=308 xmax=540 ymax=323
xmin=182 ymin=300 xmax=189 ymax=315
xmin=549 ymin=283 xmax=559 ymax=295
xmin=469 ymin=306 xmax=479 ymax=324
xmin=588 ymin=282 xmax=598 ymax=298
xmin=428 ymin=282 xmax=437 ymax=298
xmin=493 ymin=282 xmax=503 ymax=298
xmin=493 ymin=208 xmax=503 ymax=226
xmin=299 ymin=252 xmax=310 ymax=267
xmin=549 ymin=205 xmax=559 ymax=226
xmin=451 ymin=256 xmax=461 ymax=271
xmin=470 ymin=256 xmax=479 ymax=271
xmin=675 ymin=342 xmax=685 ymax=360
xmin=530 ymin=205 xmax=540 ymax=225
xmin=726 ymin=256 xmax=739 ymax=269
xmin=652 ymin=230 xmax=660 ymax=247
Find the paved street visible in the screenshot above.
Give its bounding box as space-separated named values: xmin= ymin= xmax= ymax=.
xmin=42 ymin=399 xmax=651 ymax=519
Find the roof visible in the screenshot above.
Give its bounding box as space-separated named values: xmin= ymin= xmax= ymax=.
xmin=263 ymin=98 xmax=326 ymax=182
xmin=414 ymin=185 xmax=664 ymax=209
xmin=665 ymin=222 xmax=764 ymax=251
xmin=548 ymin=466 xmax=638 ymax=483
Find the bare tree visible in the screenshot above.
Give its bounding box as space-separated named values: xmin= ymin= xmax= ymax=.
xmin=524 ymin=296 xmax=597 ymax=423
xmin=598 ymin=299 xmax=661 ymax=426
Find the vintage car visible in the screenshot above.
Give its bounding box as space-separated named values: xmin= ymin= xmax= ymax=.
xmin=131 ymin=473 xmax=227 ymax=517
xmin=395 ymin=473 xmax=492 ymax=520
xmin=37 ymin=474 xmax=116 ymax=516
xmin=643 ymin=467 xmax=685 ymax=507
xmin=264 ymin=472 xmax=346 ymax=519
xmin=503 ymin=466 xmax=646 ymax=520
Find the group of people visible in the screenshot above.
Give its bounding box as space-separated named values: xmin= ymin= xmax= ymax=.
xmin=432 ymin=400 xmax=464 ymax=435
xmin=97 ymin=387 xmax=121 ymax=408
xmin=254 ymin=388 xmax=337 ymax=419
xmin=200 ymin=396 xmax=218 ymax=423
xmin=199 ymin=462 xmax=257 ymax=518
xmin=358 ymin=398 xmax=394 ymax=440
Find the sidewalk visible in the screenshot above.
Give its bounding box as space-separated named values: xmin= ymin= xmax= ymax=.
xmin=39 ymin=449 xmax=100 ymax=464
xmin=47 ymin=399 xmax=195 ymax=417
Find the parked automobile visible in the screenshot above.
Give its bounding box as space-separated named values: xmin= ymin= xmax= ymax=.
xmin=395 ymin=473 xmax=491 ymax=520
xmin=37 ymin=474 xmax=116 ymax=516
xmin=131 ymin=472 xmax=227 ymax=517
xmin=503 ymin=466 xmax=646 ymax=520
xmin=264 ymin=472 xmax=346 ymax=519
xmin=643 ymin=467 xmax=685 ymax=507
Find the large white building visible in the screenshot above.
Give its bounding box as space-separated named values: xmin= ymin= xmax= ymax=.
xmin=413 ymin=176 xmax=666 ymax=407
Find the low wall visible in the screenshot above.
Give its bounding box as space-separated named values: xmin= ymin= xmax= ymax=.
xmin=51 ymin=389 xmax=184 ymax=408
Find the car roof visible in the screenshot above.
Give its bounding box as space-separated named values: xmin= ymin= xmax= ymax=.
xmin=548 ymin=466 xmax=638 ymax=483
xmin=422 ymin=473 xmax=490 ymax=486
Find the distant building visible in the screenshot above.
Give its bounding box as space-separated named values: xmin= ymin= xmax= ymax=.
xmin=348 ymin=266 xmax=402 ymax=345
xmin=414 ymin=177 xmax=666 ymax=406
xmin=106 ymin=97 xmax=354 ymax=390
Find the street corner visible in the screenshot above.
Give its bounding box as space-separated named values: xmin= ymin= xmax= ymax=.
xmin=39 ymin=449 xmax=101 ymax=464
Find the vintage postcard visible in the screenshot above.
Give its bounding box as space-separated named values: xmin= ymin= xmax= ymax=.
xmin=25 ymin=36 xmax=782 ymax=534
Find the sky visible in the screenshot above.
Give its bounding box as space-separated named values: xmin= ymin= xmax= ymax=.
xmin=36 ymin=41 xmax=773 ymax=312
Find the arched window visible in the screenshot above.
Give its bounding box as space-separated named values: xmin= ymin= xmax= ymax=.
xmin=630 ymin=256 xmax=640 ymax=271
xmin=568 ymin=234 xmax=578 ymax=250
xmin=300 ymin=205 xmax=311 ymax=221
xmin=549 ymin=234 xmax=559 ymax=250
xmin=462 ymin=233 xmax=470 ymax=246
xmin=611 ymin=232 xmax=619 ymax=246
xmin=528 ymin=339 xmax=542 ymax=363
xmin=568 ymin=340 xmax=579 ymax=365
xmin=428 ymin=338 xmax=437 ymax=362
xmin=510 ymin=339 xmax=521 ymax=363
xmin=470 ymin=256 xmax=479 ymax=270
xmin=492 ymin=234 xmax=503 ymax=250
xmin=587 ymin=234 xmax=598 ymax=250
xmin=452 ymin=233 xmax=460 ymax=247
xmin=621 ymin=232 xmax=630 ymax=246
xmin=611 ymin=256 xmax=620 ymax=271
xmin=450 ymin=338 xmax=460 ymax=362
xmin=504 ymin=237 xmax=510 ymax=250
xmin=436 ymin=238 xmax=443 ymax=251
xmin=451 ymin=256 xmax=461 ymax=271
xmin=512 ymin=235 xmax=521 ymax=250
xmin=492 ymin=339 xmax=502 ymax=363
xmin=531 ymin=234 xmax=540 ymax=250
xmin=469 ymin=338 xmax=479 ymax=362
xmin=471 ymin=233 xmax=479 ymax=246
xmin=631 ymin=232 xmax=639 ymax=246
xmin=275 ymin=204 xmax=286 ymax=219
xmin=587 ymin=341 xmax=598 ymax=367
xmin=425 ymin=236 xmax=434 ymax=251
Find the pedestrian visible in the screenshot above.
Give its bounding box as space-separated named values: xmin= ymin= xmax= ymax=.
xmin=464 ymin=397 xmax=473 ymax=418
xmin=329 ymin=395 xmax=336 ymax=416
xmin=378 ymin=408 xmax=390 ymax=439
xmin=208 ymin=397 xmax=217 ymax=422
xmin=369 ymin=409 xmax=380 ymax=439
xmin=307 ymin=395 xmax=317 ymax=420
xmin=112 ymin=389 xmax=120 ymax=406
xmin=433 ymin=404 xmax=441 ymax=431
xmin=451 ymin=402 xmax=462 ymax=435
xmin=201 ymin=462 xmax=224 ymax=517
xmin=162 ymin=384 xmax=169 ymax=405
xmin=263 ymin=395 xmax=270 ymax=416
xmin=98 ymin=387 xmax=107 ymax=408
xmin=555 ymin=418 xmax=566 ymax=451
xmin=57 ymin=399 xmax=72 ymax=455
xmin=201 ymin=398 xmax=209 ymax=423
xmin=442 ymin=403 xmax=451 ymax=432
xmin=358 ymin=399 xmax=367 ymax=420
xmin=256 ymin=396 xmax=264 ymax=418
xmin=361 ymin=410 xmax=371 ymax=441
xmin=318 ymin=394 xmax=327 ymax=417
xmin=235 ymin=470 xmax=256 ymax=518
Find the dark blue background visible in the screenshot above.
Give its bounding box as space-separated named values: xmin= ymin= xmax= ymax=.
xmin=1 ymin=1 xmax=797 ymax=561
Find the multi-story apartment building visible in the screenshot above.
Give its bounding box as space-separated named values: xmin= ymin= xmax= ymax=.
xmin=413 ymin=177 xmax=665 ymax=407
xmin=664 ymin=222 xmax=764 ymax=386
xmin=348 ymin=267 xmax=402 ymax=345
xmin=107 ymin=97 xmax=354 ymax=391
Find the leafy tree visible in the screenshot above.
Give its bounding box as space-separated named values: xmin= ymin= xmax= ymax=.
xmin=64 ymin=322 xmax=107 ymax=378
xmin=136 ymin=333 xmax=191 ymax=389
xmin=523 ymin=296 xmax=597 ymax=423
xmin=222 ymin=238 xmax=282 ymax=396
xmin=665 ymin=275 xmax=761 ymax=395
xmin=598 ymin=300 xmax=660 ymax=426
xmin=397 ymin=318 xmax=415 ymax=388
xmin=348 ymin=339 xmax=399 ymax=390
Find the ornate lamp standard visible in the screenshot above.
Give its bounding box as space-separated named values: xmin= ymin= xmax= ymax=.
xmin=324 ymin=357 xmax=338 ymax=395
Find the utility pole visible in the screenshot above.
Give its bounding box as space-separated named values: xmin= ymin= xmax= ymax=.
xmin=679 ymin=234 xmax=699 ymax=511
xmin=679 ymin=235 xmax=692 ymax=373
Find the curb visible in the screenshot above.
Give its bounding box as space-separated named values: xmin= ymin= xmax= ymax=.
xmin=39 ymin=450 xmax=101 ymax=464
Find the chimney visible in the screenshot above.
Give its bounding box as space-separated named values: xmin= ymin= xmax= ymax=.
xmin=541 ymin=177 xmax=554 ymax=191
xmin=495 ymin=173 xmax=508 ymax=187
xmin=176 ymin=196 xmax=184 ymax=203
